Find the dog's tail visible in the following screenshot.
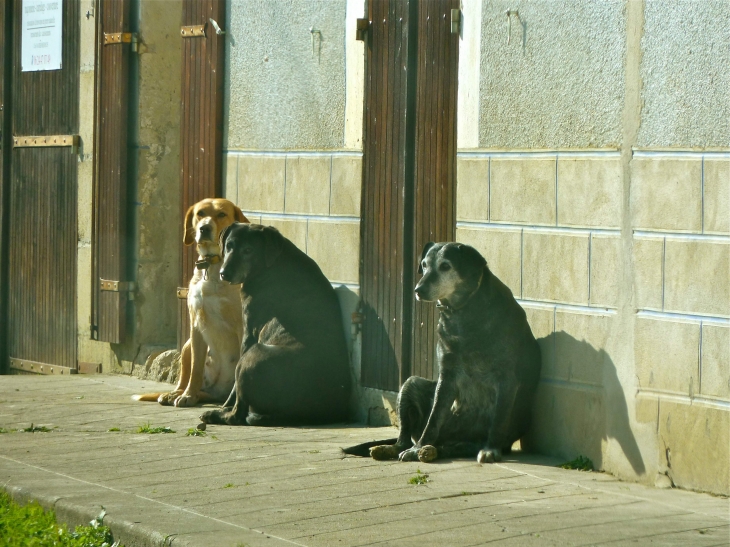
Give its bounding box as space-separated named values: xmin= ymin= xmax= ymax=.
xmin=341 ymin=438 xmax=398 ymax=457
xmin=131 ymin=393 xmax=165 ymax=402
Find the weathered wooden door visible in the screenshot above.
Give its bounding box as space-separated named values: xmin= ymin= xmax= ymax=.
xmin=176 ymin=0 xmax=226 ymax=348
xmin=0 ymin=0 xmax=9 ymax=374
xmin=360 ymin=0 xmax=458 ymax=391
xmin=0 ymin=0 xmax=79 ymax=373
xmin=92 ymin=0 xmax=134 ymax=344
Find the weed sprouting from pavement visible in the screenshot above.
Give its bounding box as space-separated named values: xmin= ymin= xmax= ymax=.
xmin=224 ymin=483 xmax=234 ymax=488
xmin=409 ymin=469 xmax=430 ymax=485
xmin=559 ymin=455 xmax=594 ymax=471
xmin=107 ymin=427 xmax=121 ymax=432
xmin=136 ymin=423 xmax=175 ymax=434
xmin=22 ymin=424 xmax=53 ymax=433
xmin=186 ymin=428 xmax=207 ymax=437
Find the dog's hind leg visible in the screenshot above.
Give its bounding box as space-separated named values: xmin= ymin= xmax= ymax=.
xmin=371 ymin=376 xmax=436 ymax=461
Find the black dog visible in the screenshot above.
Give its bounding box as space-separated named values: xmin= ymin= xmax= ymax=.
xmin=200 ymin=223 xmax=351 ymax=426
xmin=344 ymin=242 xmax=541 ymax=463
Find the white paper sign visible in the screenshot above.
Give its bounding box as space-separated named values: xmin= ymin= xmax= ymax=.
xmin=21 ymin=0 xmax=63 ymax=72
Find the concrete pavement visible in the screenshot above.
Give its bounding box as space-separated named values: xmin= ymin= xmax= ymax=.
xmin=0 ymin=374 xmax=728 ymax=547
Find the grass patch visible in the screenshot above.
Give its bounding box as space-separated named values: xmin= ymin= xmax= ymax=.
xmin=107 ymin=428 xmax=120 ymax=432
xmin=0 ymin=492 xmax=122 ymax=546
xmin=185 ymin=428 xmax=206 ymax=437
xmin=408 ymin=469 xmax=430 ymax=485
xmin=0 ymin=428 xmax=9 ymax=434
xmin=22 ymin=424 xmax=53 ymax=433
xmin=136 ymin=423 xmax=175 ymax=435
xmin=559 ymin=455 xmax=594 ymax=471
xmin=223 ymin=483 xmax=234 ymax=489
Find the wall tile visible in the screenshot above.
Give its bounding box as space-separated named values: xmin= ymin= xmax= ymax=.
xmin=523 ymin=231 xmax=589 ymax=304
xmin=555 ymin=311 xmax=614 ymax=386
xmin=703 ymin=159 xmax=730 ymax=234
xmin=285 ymin=156 xmax=331 ymax=215
xmin=224 ymin=154 xmax=238 ymax=203
xmin=701 ymin=324 xmax=730 ymax=399
xmin=455 ymin=227 xmax=521 ymax=297
xmin=490 ymin=158 xmax=556 ymax=225
xmin=237 ymin=155 xmax=286 ymax=213
xmin=266 ymin=218 xmax=307 ymax=253
xmin=523 ymin=306 xmax=557 ymax=380
xmin=631 ymin=158 xmax=701 ymax=232
xmin=590 ymin=234 xmax=621 ymax=308
xmin=664 ymin=240 xmax=729 ymax=317
xmin=557 ymin=158 xmax=622 ymax=228
xmin=330 ymin=155 xmax=362 ymax=216
xmin=456 ymin=157 xmax=490 ymax=222
xmin=635 ymin=317 xmax=699 ymax=395
xmin=632 ymin=236 xmax=664 ymax=310
xmin=307 ymin=220 xmax=360 ymax=284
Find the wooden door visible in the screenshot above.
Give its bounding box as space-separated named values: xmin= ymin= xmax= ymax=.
xmin=92 ymin=0 xmax=133 ymax=344
xmin=0 ymin=0 xmax=9 ymax=374
xmin=360 ymin=0 xmax=457 ymax=391
xmin=2 ymin=0 xmax=79 ymax=373
xmin=177 ymin=0 xmax=226 ymax=348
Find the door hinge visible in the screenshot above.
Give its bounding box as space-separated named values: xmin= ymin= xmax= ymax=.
xmin=100 ymin=279 xmax=136 ymax=300
xmin=181 ymin=24 xmax=206 ymax=37
xmin=103 ymin=32 xmax=139 ymax=52
xmin=356 ymin=18 xmax=369 ymax=41
xmin=451 ymin=9 xmax=461 ymax=35
xmin=177 ymin=287 xmax=189 ymax=299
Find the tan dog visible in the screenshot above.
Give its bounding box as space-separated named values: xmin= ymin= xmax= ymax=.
xmin=134 ymin=198 xmax=249 ymax=406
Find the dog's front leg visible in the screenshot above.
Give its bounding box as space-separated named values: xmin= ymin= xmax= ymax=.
xmin=478 ymin=383 xmax=519 ymax=463
xmin=174 ymin=327 xmax=208 ymax=407
xmin=399 ymin=371 xmax=457 ymax=462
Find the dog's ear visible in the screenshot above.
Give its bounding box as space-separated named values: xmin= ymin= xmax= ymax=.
xmin=456 ymin=244 xmax=487 ymax=272
xmin=183 ymin=205 xmax=196 ymax=246
xmin=218 ymin=223 xmax=233 ymax=252
xmin=418 ymin=242 xmax=436 ymax=274
xmin=233 ymin=206 xmax=249 ymax=224
xmin=262 ymin=226 xmax=283 ymax=267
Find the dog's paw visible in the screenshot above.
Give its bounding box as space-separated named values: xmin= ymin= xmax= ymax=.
xmin=398 ymin=447 xmax=421 ymax=462
xmin=370 ymin=444 xmax=401 ymax=461
xmin=200 ymin=408 xmax=225 ymax=424
xmin=418 ymin=445 xmax=438 ymax=463
xmin=477 ymin=447 xmax=502 ymax=464
xmin=174 ymin=393 xmax=199 ymax=407
xmin=157 ymin=391 xmax=181 ymax=406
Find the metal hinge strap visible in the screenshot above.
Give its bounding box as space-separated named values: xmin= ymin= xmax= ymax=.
xmin=177 ymin=287 xmax=189 ymax=299
xmin=13 ymin=135 xmax=79 ymax=149
xmin=181 ymin=24 xmax=206 ymax=37
xmin=355 ymin=18 xmax=369 ymax=41
xmin=104 ymin=32 xmax=139 ymax=52
xmin=100 ymin=279 xmax=135 ymax=292
xmin=9 ymin=357 xmax=77 ymax=375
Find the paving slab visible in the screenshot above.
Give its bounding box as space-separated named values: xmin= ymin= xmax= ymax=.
xmin=0 ymin=374 xmax=728 ymax=547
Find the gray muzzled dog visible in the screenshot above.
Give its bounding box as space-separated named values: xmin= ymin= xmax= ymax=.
xmin=343 ymin=242 xmax=541 ymax=463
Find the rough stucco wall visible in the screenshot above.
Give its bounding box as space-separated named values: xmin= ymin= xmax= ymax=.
xmin=225 ymin=0 xmax=347 ymax=150
xmin=479 ymin=0 xmax=625 ymax=149
xmin=638 ymin=0 xmax=730 ymax=148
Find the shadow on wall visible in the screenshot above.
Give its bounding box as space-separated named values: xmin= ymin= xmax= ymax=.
xmin=523 ymin=331 xmax=645 ymax=476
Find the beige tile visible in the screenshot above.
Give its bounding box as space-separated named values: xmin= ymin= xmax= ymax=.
xmin=285 ymin=156 xmax=331 ymax=215
xmin=522 ymin=231 xmax=589 ymax=304
xmin=701 ymin=324 xmax=730 ymax=399
xmin=557 ymin=158 xmax=622 ymax=229
xmin=664 ymin=240 xmax=729 ymax=317
xmin=630 ymin=158 xmax=702 ymax=232
xmin=330 ymin=155 xmax=362 ymax=216
xmin=658 ymin=401 xmax=730 ymax=495
xmin=634 ymin=395 xmax=658 ymax=425
xmin=237 ymin=156 xmax=286 ymax=213
xmin=635 ymin=317 xmax=699 ymax=395
xmin=456 ymin=158 xmax=490 ymax=222
xmin=455 ymin=227 xmax=521 ymax=297
xmin=490 ymin=158 xmax=556 ymax=225
xmin=632 ymin=236 xmax=664 ymax=311
xmin=307 ymin=221 xmax=360 ymax=284
xmin=265 ymin=218 xmax=307 ymax=254
xmin=243 ymin=214 xmax=262 ymax=225
xmin=703 ymin=159 xmax=730 ymax=234
xmin=223 ymin=154 xmax=238 ymax=203
xmin=590 ymin=235 xmax=621 ymax=308
xmin=523 ymin=306 xmax=556 ymax=380
xmin=555 ymin=311 xmax=613 ymax=386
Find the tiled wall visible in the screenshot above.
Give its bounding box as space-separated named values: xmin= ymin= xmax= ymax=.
xmin=223 ymin=151 xmax=362 ymax=287
xmin=455 ymin=150 xmax=730 ymax=493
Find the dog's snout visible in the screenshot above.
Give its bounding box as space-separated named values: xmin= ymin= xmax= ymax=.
xmin=219 ymin=267 xmax=231 ymax=282
xmin=414 ymin=285 xmax=425 ymax=300
xmin=199 ymin=224 xmax=213 ymax=235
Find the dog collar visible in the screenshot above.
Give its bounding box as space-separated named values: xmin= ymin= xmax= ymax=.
xmin=195 ymin=255 xmax=221 ymax=270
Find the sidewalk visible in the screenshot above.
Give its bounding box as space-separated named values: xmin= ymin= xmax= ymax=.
xmin=0 ymin=374 xmax=727 ymax=547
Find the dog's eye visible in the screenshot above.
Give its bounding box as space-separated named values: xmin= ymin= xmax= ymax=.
xmin=243 ymin=247 xmax=253 ymax=254
xmin=421 ymin=260 xmax=427 ymax=270
xmin=197 ymin=210 xmax=206 ymax=217
xmin=217 ymin=212 xmax=226 ymax=218
xmin=439 ymin=263 xmax=452 ymax=271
